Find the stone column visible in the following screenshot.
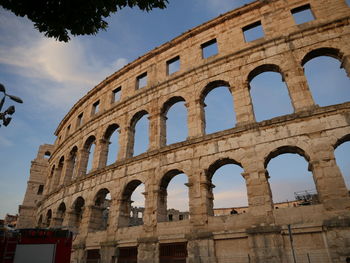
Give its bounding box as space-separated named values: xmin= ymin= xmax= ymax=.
xmin=100 ymin=243 xmax=117 ymax=263
xmin=137 ymin=238 xmax=159 ymax=263
xmin=62 ymin=156 xmax=74 ymax=185
xmin=230 ymin=79 xmax=256 ymax=125
xmin=187 ymin=234 xmax=217 ymax=263
xmin=96 ymin=138 xmax=109 ymax=169
xmin=283 ymin=51 xmax=315 ymax=111
xmin=186 ymin=99 xmax=205 ymax=139
xmin=76 ymin=149 xmax=89 ymax=177
xmin=148 ymin=111 xmax=162 ymax=151
xmin=87 ymin=205 xmax=105 ymax=232
xmin=242 ymin=155 xmax=274 ymax=219
xmin=341 ymin=54 xmax=350 ymax=77
xmin=310 ymin=153 xmax=350 ymax=210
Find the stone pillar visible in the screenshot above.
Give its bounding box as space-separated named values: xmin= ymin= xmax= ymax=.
xmin=71 ymin=244 xmax=86 ymax=263
xmin=96 ymin=138 xmax=109 ymax=169
xmin=186 ymin=99 xmax=205 ymax=139
xmin=159 ymin=114 xmax=167 ymax=147
xmin=156 ymin=188 xmax=168 ymax=222
xmin=148 ymin=112 xmax=162 ymax=151
xmin=341 ymin=54 xmax=350 ymax=77
xmin=243 ymin=168 xmax=274 ymax=218
xmin=310 ymin=155 xmax=350 ymax=211
xmin=137 ymin=238 xmax=159 ymax=263
xmin=76 ymin=149 xmax=89 ymax=177
xmin=283 ymin=52 xmax=315 ymax=111
xmin=100 ymin=243 xmax=117 ymax=263
xmin=87 ymin=205 xmax=105 ymax=232
xmin=247 ymin=225 xmax=286 ymax=263
xmin=230 ymin=80 xmax=256 ymax=125
xmin=117 ymin=126 xmax=128 ymax=160
xmin=187 ymin=234 xmax=217 ymax=263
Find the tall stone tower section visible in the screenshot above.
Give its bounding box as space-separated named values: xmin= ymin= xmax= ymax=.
xmin=17 ymin=144 xmax=54 ymax=228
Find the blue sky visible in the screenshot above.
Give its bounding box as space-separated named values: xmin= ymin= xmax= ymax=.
xmin=0 ymin=0 xmax=349 ymax=217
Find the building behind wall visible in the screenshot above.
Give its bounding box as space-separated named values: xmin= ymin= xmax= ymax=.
xmin=17 ymin=0 xmax=350 ymax=262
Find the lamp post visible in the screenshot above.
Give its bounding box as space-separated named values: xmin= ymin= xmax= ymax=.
xmin=0 ymin=83 xmax=23 ymax=127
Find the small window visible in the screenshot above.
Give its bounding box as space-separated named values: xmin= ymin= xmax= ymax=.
xmin=291 ymin=4 xmax=315 ymax=24
xmin=44 ymin=151 xmax=51 ymax=159
xmin=37 ymin=185 xmax=44 ymax=195
xmin=201 ymin=39 xmax=218 ymax=59
xmin=112 ymin=86 xmax=121 ymax=103
xmin=137 ymin=72 xmax=147 ymax=89
xmin=243 ymin=21 xmax=264 ymax=42
xmin=91 ymin=100 xmax=100 ymax=115
xmin=179 ymin=214 xmax=183 ymax=221
xmin=168 ymin=214 xmax=173 ymax=221
xmin=138 ymin=212 xmax=143 ymax=218
xmin=66 ymin=125 xmax=71 ymax=137
xmin=77 ymin=113 xmax=83 ymax=128
xmin=167 ymin=56 xmax=180 ymax=75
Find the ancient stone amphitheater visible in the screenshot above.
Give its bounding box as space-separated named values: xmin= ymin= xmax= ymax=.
xmin=17 ymin=0 xmax=350 ymax=262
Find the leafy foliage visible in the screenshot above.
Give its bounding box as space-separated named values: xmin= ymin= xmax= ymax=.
xmin=0 ymin=0 xmax=169 ymax=42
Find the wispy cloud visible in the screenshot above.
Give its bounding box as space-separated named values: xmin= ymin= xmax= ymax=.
xmin=0 ymin=9 xmax=128 ymax=110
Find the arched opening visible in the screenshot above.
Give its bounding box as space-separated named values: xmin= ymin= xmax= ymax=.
xmin=65 ymin=146 xmax=78 ymax=183
xmin=158 ymin=170 xmax=189 ymax=222
xmin=83 ymin=136 xmax=96 ymax=174
xmin=161 ymin=97 xmax=188 ymax=145
xmin=334 ymin=135 xmax=350 ymax=190
xmin=264 ymin=146 xmax=318 ymax=207
xmin=302 ymin=48 xmax=350 ymax=107
xmin=48 ymin=165 xmax=55 ymax=193
xmin=45 ymin=209 xmax=52 ymax=228
xmin=128 ymin=111 xmax=149 ymax=157
xmin=118 ymin=180 xmax=145 ymax=227
xmin=89 ymin=188 xmax=111 ymax=231
xmin=201 ymin=81 xmax=236 ymax=134
xmin=248 ymin=64 xmax=293 ymax=121
xmin=71 ymin=197 xmax=85 ymax=231
xmin=105 ymin=124 xmax=120 ymax=166
xmin=53 ymin=156 xmax=64 ymax=190
xmin=56 ymin=202 xmax=66 ymax=227
xmin=206 ymin=159 xmax=247 ymax=216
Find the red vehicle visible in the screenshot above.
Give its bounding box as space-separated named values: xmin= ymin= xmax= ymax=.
xmin=0 ymin=228 xmax=72 ymax=263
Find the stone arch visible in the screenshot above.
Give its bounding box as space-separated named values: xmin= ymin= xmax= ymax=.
xmin=264 ymin=145 xmax=318 ymax=206
xmin=81 ymin=135 xmax=96 ymax=174
xmin=45 ymin=209 xmax=52 ymax=227
xmin=56 ymin=202 xmax=66 ymax=227
xmin=47 ymin=165 xmax=56 ymax=194
xmin=157 ymin=169 xmax=189 ymax=222
xmin=334 ymin=134 xmax=350 ymax=189
xmin=89 ymin=188 xmax=111 ymax=231
xmin=99 ymin=123 xmax=120 ymax=167
xmin=118 ymin=179 xmax=145 ymax=227
xmin=200 ymin=80 xmax=236 ymax=134
xmin=302 ymin=47 xmax=350 ymax=106
xmin=301 ymin=47 xmax=344 ymax=66
xmin=64 ymin=146 xmax=78 ymax=184
xmin=52 ymin=155 xmax=64 ymax=190
xmin=205 ymin=158 xmax=246 ymax=216
xmin=70 ymin=196 xmax=85 ymax=231
xmin=247 ymin=64 xmax=294 ymax=121
xmin=127 ymin=110 xmax=149 ymax=157
xmin=160 ymin=96 xmax=187 ymax=146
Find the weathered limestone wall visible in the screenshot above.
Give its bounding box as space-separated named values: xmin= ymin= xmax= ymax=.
xmin=18 ymin=0 xmax=350 ymax=262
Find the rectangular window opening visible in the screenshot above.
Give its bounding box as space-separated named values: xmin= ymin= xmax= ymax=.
xmin=137 ymin=72 xmax=147 ymax=89
xmin=77 ymin=113 xmax=83 ymax=128
xmin=37 ymin=185 xmax=44 ymax=195
xmin=201 ymin=39 xmax=218 ymax=59
xmin=91 ymin=100 xmax=100 ymax=115
xmin=112 ymin=86 xmax=121 ymax=103
xmin=243 ymin=21 xmax=264 ymax=42
xmin=167 ymin=56 xmax=180 ymax=75
xmin=291 ymin=4 xmax=315 ymax=25
xmin=66 ymin=125 xmax=71 ymax=137
xmin=347 ymin=0 xmax=350 ymax=7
